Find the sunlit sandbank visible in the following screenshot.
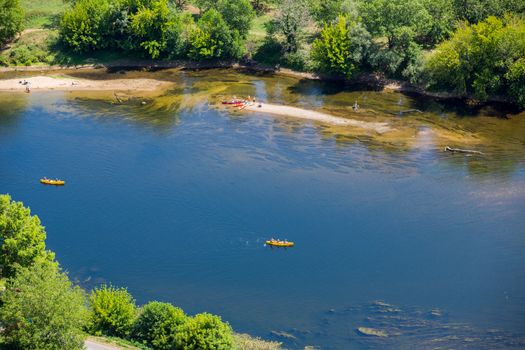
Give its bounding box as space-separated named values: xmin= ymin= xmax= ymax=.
xmin=244 ymin=103 xmax=393 ymax=134
xmin=0 ymin=75 xmax=172 ymax=92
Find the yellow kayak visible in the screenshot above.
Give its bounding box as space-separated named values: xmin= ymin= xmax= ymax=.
xmin=40 ymin=178 xmax=65 ymax=186
xmin=266 ymin=239 xmax=294 ymax=247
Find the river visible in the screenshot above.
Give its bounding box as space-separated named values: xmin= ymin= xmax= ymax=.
xmin=1 ymin=69 xmax=524 ymax=349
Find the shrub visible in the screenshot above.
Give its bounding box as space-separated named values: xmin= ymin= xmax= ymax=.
xmin=216 ymin=0 xmax=255 ymax=38
xmin=311 ymin=16 xmax=371 ymax=77
xmin=88 ymin=285 xmax=137 ymax=338
xmin=132 ymin=301 xmax=187 ymax=350
xmin=175 ymin=313 xmax=234 ymax=350
xmin=0 ymin=194 xmax=54 ymax=279
xmin=129 ymin=0 xmax=171 ymax=58
xmin=0 ymin=0 xmax=24 ymax=46
xmin=0 ymin=261 xmax=88 ymax=350
xmin=60 ymin=0 xmax=110 ymax=52
xmin=425 ymin=16 xmax=525 ymax=106
xmin=189 ymin=9 xmax=243 ymax=60
xmin=165 ymin=11 xmax=194 ymax=59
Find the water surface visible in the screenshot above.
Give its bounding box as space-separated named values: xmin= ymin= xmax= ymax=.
xmin=1 ymin=69 xmax=524 ymax=349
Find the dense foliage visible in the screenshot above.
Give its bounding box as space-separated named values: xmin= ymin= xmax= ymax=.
xmin=0 ymin=195 xmax=241 ymax=350
xmin=133 ymin=301 xmax=187 ymax=349
xmin=426 ymin=16 xmax=525 ymax=106
xmin=0 ymin=0 xmax=23 ymax=46
xmin=0 ymin=194 xmax=54 ymax=279
xmin=311 ymin=15 xmax=370 ymax=77
xmin=88 ymin=285 xmax=138 ymax=338
xmin=59 ymin=0 xmax=253 ymax=60
xmin=175 ymin=313 xmax=234 ymax=350
xmin=0 ymin=261 xmax=88 ymax=350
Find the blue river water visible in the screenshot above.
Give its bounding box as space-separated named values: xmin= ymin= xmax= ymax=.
xmin=1 ymin=71 xmax=524 ymax=349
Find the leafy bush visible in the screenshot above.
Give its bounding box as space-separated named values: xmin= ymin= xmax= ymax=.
xmin=60 ymin=0 xmax=110 ymax=52
xmin=175 ymin=313 xmax=234 ymax=350
xmin=425 ymin=15 xmax=525 ymax=106
xmin=311 ymin=16 xmax=371 ymax=77
xmin=165 ymin=11 xmax=194 ymax=59
xmin=0 ymin=194 xmax=54 ymax=279
xmin=132 ymin=301 xmax=187 ymax=350
xmin=129 ymin=0 xmax=171 ymax=58
xmin=216 ymin=0 xmax=255 ymax=38
xmin=189 ymin=9 xmax=244 ymax=60
xmin=0 ymin=0 xmax=24 ymax=46
xmin=0 ymin=261 xmax=88 ymax=350
xmin=88 ymin=285 xmax=137 ymax=338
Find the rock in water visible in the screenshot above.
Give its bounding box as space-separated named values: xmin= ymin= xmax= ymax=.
xmin=356 ymin=327 xmax=388 ymax=337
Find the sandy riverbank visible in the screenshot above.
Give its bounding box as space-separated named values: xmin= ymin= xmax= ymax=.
xmin=0 ymin=75 xmax=171 ymax=92
xmin=244 ymin=103 xmax=392 ymax=134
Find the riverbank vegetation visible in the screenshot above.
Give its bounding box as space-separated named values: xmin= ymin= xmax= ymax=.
xmin=0 ymin=0 xmax=524 ymax=107
xmin=0 ymin=194 xmax=281 ymax=350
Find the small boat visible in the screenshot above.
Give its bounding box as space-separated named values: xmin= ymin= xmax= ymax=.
xmin=40 ymin=178 xmax=65 ymax=186
xmin=266 ymin=239 xmax=294 ymax=247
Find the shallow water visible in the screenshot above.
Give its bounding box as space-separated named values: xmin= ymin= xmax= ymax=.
xmin=1 ymin=69 xmax=524 ymax=349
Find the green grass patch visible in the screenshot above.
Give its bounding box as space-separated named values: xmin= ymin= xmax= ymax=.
xmin=21 ymin=0 xmax=65 ymax=29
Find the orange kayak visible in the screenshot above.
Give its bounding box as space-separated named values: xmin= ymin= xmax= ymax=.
xmin=266 ymin=239 xmax=294 ymax=247
xmin=40 ymin=178 xmax=65 ymax=186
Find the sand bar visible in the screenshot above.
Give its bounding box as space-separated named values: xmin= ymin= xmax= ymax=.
xmin=0 ymin=76 xmax=171 ymax=92
xmin=245 ymin=103 xmax=392 ymax=134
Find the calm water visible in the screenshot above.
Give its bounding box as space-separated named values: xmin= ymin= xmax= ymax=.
xmin=1 ymin=69 xmax=525 ymax=349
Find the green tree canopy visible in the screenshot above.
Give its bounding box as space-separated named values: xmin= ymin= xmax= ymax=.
xmin=425 ymin=16 xmax=525 ymax=106
xmin=311 ymin=15 xmax=371 ymax=77
xmin=0 ymin=194 xmax=54 ymax=279
xmin=0 ymin=0 xmax=23 ymax=46
xmin=130 ymin=0 xmax=172 ymax=58
xmin=216 ymin=0 xmax=255 ymax=38
xmin=60 ymin=0 xmax=111 ymax=52
xmin=0 ymin=261 xmax=88 ymax=350
xmin=454 ymin=0 xmax=525 ymax=24
xmin=175 ymin=313 xmax=234 ymax=350
xmin=189 ymin=9 xmax=244 ymax=60
xmin=271 ymin=0 xmax=311 ymax=53
xmin=88 ymin=285 xmax=137 ymax=338
xmin=132 ymin=301 xmax=187 ymax=349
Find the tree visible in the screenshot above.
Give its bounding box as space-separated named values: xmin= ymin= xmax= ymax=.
xmin=421 ymin=0 xmax=456 ymax=45
xmin=189 ymin=9 xmax=243 ymax=60
xmin=129 ymin=0 xmax=171 ymax=58
xmin=425 ymin=16 xmax=525 ymax=106
xmin=0 ymin=0 xmax=23 ymax=46
xmin=271 ymin=0 xmax=311 ymax=53
xmin=175 ymin=313 xmax=234 ymax=350
xmin=60 ymin=0 xmax=111 ymax=52
xmin=0 ymin=261 xmax=88 ymax=350
xmin=132 ymin=301 xmax=187 ymax=349
xmin=0 ymin=194 xmax=54 ymax=279
xmin=216 ymin=0 xmax=255 ymax=38
xmin=453 ymin=0 xmax=525 ymax=24
xmin=311 ymin=15 xmax=372 ymax=77
xmin=359 ymin=0 xmax=432 ymax=48
xmin=310 ymin=0 xmax=344 ymax=24
xmin=88 ymin=285 xmax=137 ymax=338
xmin=165 ymin=11 xmax=194 ymax=58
